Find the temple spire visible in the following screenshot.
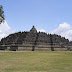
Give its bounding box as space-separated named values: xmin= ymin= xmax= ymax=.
xmin=30 ymin=25 xmax=37 ymax=33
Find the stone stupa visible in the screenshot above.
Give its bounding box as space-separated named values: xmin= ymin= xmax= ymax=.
xmin=0 ymin=26 xmax=72 ymax=51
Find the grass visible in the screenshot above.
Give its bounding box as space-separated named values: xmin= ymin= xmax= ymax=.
xmin=0 ymin=51 xmax=72 ymax=72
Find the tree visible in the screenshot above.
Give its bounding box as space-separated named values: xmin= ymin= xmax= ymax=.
xmin=0 ymin=5 xmax=5 ymax=24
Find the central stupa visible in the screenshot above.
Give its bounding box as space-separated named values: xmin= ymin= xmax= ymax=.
xmin=30 ymin=25 xmax=37 ymax=33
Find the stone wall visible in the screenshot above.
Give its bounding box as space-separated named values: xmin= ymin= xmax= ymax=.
xmin=10 ymin=45 xmax=18 ymax=51
xmin=0 ymin=45 xmax=7 ymax=50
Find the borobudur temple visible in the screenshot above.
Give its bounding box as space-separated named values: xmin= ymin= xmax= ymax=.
xmin=0 ymin=25 xmax=72 ymax=51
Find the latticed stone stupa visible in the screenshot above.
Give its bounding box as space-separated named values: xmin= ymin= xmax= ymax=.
xmin=0 ymin=26 xmax=72 ymax=51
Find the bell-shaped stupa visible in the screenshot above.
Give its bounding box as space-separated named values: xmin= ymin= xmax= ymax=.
xmin=30 ymin=25 xmax=37 ymax=33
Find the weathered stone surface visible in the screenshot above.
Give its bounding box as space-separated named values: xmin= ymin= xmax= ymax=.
xmin=0 ymin=26 xmax=72 ymax=51
xmin=10 ymin=45 xmax=18 ymax=51
xmin=0 ymin=45 xmax=7 ymax=50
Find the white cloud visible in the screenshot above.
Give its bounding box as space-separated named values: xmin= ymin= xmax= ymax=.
xmin=0 ymin=21 xmax=72 ymax=42
xmin=0 ymin=20 xmax=15 ymax=40
xmin=51 ymin=22 xmax=72 ymax=41
xmin=37 ymin=29 xmax=46 ymax=32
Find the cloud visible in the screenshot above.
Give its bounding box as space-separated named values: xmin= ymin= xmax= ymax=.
xmin=51 ymin=22 xmax=72 ymax=41
xmin=0 ymin=20 xmax=15 ymax=40
xmin=0 ymin=21 xmax=72 ymax=42
xmin=37 ymin=29 xmax=46 ymax=32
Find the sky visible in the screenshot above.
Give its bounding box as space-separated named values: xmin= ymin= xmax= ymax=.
xmin=0 ymin=0 xmax=72 ymax=41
